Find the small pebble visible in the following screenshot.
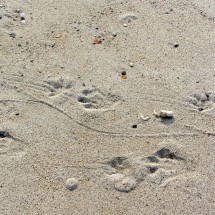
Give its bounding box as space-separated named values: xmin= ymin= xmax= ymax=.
xmin=112 ymin=32 xmax=117 ymax=37
xmin=129 ymin=62 xmax=134 ymax=67
xmin=65 ymin=178 xmax=79 ymax=191
xmin=9 ymin=32 xmax=16 ymax=38
xmin=123 ymin=23 xmax=128 ymax=27
xmin=93 ymin=37 xmax=102 ymax=45
xmin=121 ymin=71 xmax=127 ymax=79
xmin=140 ymin=115 xmax=150 ymax=121
xmin=0 ymin=131 xmax=8 ymax=138
xmin=132 ymin=124 xmax=137 ymax=128
xmin=16 ymin=9 xmax=21 ymax=13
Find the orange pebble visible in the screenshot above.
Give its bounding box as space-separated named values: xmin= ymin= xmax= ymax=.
xmin=93 ymin=37 xmax=102 ymax=45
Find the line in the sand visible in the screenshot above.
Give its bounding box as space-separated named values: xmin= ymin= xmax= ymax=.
xmin=0 ymin=99 xmax=207 ymax=138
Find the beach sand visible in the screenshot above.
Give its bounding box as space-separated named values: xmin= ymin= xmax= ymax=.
xmin=0 ymin=0 xmax=215 ymax=214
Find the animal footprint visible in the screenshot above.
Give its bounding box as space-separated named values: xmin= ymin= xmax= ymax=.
xmin=77 ymin=87 xmax=120 ymax=110
xmin=105 ymin=156 xmax=146 ymax=192
xmin=147 ymin=148 xmax=184 ymax=185
xmin=187 ymin=91 xmax=215 ymax=111
xmin=105 ymin=146 xmax=186 ymax=192
xmin=44 ymin=77 xmax=74 ymax=104
xmin=155 ymin=148 xmax=184 ymax=160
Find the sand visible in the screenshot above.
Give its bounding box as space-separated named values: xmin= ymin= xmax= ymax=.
xmin=0 ymin=0 xmax=215 ymax=214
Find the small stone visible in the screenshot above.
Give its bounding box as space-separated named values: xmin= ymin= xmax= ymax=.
xmin=132 ymin=124 xmax=137 ymax=128
xmin=9 ymin=32 xmax=16 ymax=38
xmin=92 ymin=37 xmax=102 ymax=45
xmin=65 ymin=178 xmax=78 ymax=191
xmin=0 ymin=16 xmax=2 ymax=20
xmin=121 ymin=71 xmax=127 ymax=79
xmin=112 ymin=32 xmax=117 ymax=37
xmin=140 ymin=115 xmax=150 ymax=121
xmin=129 ymin=62 xmax=134 ymax=67
xmin=16 ymin=9 xmax=21 ymax=13
xmin=123 ymin=23 xmax=128 ymax=27
xmin=0 ymin=131 xmax=8 ymax=138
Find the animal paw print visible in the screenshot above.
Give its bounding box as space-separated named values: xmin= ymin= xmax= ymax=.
xmin=105 ymin=157 xmax=145 ymax=192
xmin=146 ymin=148 xmax=184 ymax=185
xmin=187 ymin=91 xmax=215 ymax=111
xmin=44 ymin=77 xmax=74 ymax=104
xmin=77 ymin=87 xmax=120 ymax=110
xmin=105 ymin=147 xmax=185 ymax=192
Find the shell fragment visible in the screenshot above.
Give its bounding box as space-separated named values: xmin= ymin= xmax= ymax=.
xmin=140 ymin=115 xmax=150 ymax=121
xmin=154 ymin=110 xmax=173 ymax=118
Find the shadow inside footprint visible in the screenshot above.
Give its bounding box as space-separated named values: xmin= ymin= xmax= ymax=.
xmin=0 ymin=131 xmax=9 ymax=138
xmin=82 ymin=89 xmax=95 ymax=95
xmin=107 ymin=157 xmax=127 ymax=170
xmin=155 ymin=148 xmax=184 ymax=160
xmin=77 ymin=96 xmax=90 ymax=103
xmin=146 ymin=156 xmax=159 ymax=163
xmin=148 ymin=166 xmax=158 ymax=173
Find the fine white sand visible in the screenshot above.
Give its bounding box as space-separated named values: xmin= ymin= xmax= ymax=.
xmin=1 ymin=0 xmax=215 ymax=214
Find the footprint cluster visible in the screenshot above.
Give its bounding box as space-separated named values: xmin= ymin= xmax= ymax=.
xmin=105 ymin=147 xmax=184 ymax=192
